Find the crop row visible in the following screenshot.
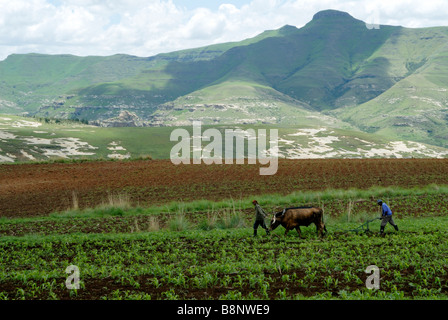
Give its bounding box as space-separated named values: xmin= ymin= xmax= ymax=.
xmin=1 ymin=215 xmax=447 ymax=300
xmin=1 ymin=190 xmax=447 ymax=237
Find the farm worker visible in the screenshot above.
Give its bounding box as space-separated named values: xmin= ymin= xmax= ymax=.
xmin=377 ymin=199 xmax=399 ymax=235
xmin=252 ymin=200 xmax=270 ymax=237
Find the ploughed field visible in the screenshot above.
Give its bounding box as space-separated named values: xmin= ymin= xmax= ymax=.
xmin=1 ymin=158 xmax=448 ymax=218
xmin=1 ymin=158 xmax=448 ymax=300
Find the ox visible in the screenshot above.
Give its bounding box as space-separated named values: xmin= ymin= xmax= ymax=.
xmin=269 ymin=206 xmax=327 ymax=238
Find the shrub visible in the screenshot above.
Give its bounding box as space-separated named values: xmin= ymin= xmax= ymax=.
xmin=169 ymin=214 xmax=191 ymax=231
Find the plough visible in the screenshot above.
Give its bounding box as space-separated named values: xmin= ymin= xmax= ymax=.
xmin=331 ymin=217 xmax=382 ymax=234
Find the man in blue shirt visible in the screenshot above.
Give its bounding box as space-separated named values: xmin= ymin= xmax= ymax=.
xmin=377 ymin=199 xmax=399 ymax=235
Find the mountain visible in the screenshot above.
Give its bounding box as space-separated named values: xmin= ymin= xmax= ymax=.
xmin=1 ymin=9 xmax=448 ymax=149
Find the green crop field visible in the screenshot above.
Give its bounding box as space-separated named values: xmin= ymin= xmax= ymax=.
xmin=1 ymin=185 xmax=447 ymax=300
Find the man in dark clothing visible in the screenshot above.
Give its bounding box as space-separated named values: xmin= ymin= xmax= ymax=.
xmin=377 ymin=199 xmax=399 ymax=235
xmin=252 ymin=200 xmax=270 ymax=236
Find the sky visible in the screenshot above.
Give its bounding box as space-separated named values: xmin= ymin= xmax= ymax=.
xmin=0 ymin=0 xmax=447 ymax=61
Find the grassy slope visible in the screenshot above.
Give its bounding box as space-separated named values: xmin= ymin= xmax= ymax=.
xmin=0 ymin=28 xmax=286 ymax=116
xmin=151 ymin=80 xmax=323 ymax=126
xmin=2 ymin=114 xmax=448 ymax=163
xmin=165 ymin=11 xmax=398 ymax=111
xmin=147 ymin=11 xmax=400 ymax=125
xmin=335 ymin=27 xmax=448 ymax=147
xmin=271 ymin=11 xmax=398 ymax=109
xmin=0 ymin=54 xmax=153 ymax=115
xmin=0 ymin=115 xmax=176 ymax=161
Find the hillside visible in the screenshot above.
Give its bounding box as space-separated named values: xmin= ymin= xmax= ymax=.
xmin=0 ymin=26 xmax=291 ymax=119
xmin=334 ymin=26 xmax=448 ymax=147
xmin=1 ymin=114 xmax=448 ymax=163
xmin=0 ymin=9 xmax=448 ymax=149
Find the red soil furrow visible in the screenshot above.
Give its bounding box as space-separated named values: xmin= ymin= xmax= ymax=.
xmin=1 ymin=158 xmax=447 ymax=218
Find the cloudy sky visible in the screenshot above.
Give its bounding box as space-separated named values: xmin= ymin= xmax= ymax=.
xmin=0 ymin=0 xmax=447 ymax=61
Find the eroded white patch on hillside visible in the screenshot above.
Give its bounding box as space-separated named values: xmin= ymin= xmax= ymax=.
xmin=108 ymin=146 xmax=126 ymax=151
xmin=11 ymin=120 xmax=42 ymax=128
xmin=276 ymin=128 xmax=448 ymax=159
xmin=280 ymin=128 xmax=342 ymax=158
xmin=107 ymin=141 xmax=130 ymax=159
xmin=107 ymin=153 xmax=131 ymax=160
xmin=0 ymin=154 xmax=15 ymax=162
xmin=35 ymin=138 xmax=98 ymax=159
xmin=410 ymin=96 xmax=443 ymax=108
xmin=20 ymin=150 xmax=36 ymax=160
xmin=0 ymin=130 xmax=17 ymax=140
xmin=0 ymin=129 xmax=99 ymax=162
xmin=22 ymin=137 xmax=53 ymax=145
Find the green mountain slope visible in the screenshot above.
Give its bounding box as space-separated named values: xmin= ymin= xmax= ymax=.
xmin=0 ymin=26 xmax=288 ymax=117
xmin=335 ymin=27 xmax=448 ymax=147
xmin=1 ymin=9 xmax=448 ymax=149
xmin=144 ymin=10 xmax=399 ymax=112
xmin=151 ymin=80 xmax=322 ymax=126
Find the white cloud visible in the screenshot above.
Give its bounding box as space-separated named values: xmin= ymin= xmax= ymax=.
xmin=0 ymin=0 xmax=447 ymax=61
xmin=181 ymin=8 xmax=226 ymax=40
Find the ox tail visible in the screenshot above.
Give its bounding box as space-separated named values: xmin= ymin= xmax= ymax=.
xmin=319 ymin=208 xmax=328 ymax=234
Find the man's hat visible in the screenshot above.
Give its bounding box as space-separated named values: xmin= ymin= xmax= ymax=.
xmin=252 ymin=200 xmax=258 ymax=205
xmin=377 ymin=199 xmax=383 ymax=205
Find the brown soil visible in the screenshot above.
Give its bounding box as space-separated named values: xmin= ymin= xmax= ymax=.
xmin=1 ymin=158 xmax=448 ymax=218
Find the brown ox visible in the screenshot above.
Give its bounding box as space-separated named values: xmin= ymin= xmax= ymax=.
xmin=269 ymin=206 xmax=327 ymax=238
